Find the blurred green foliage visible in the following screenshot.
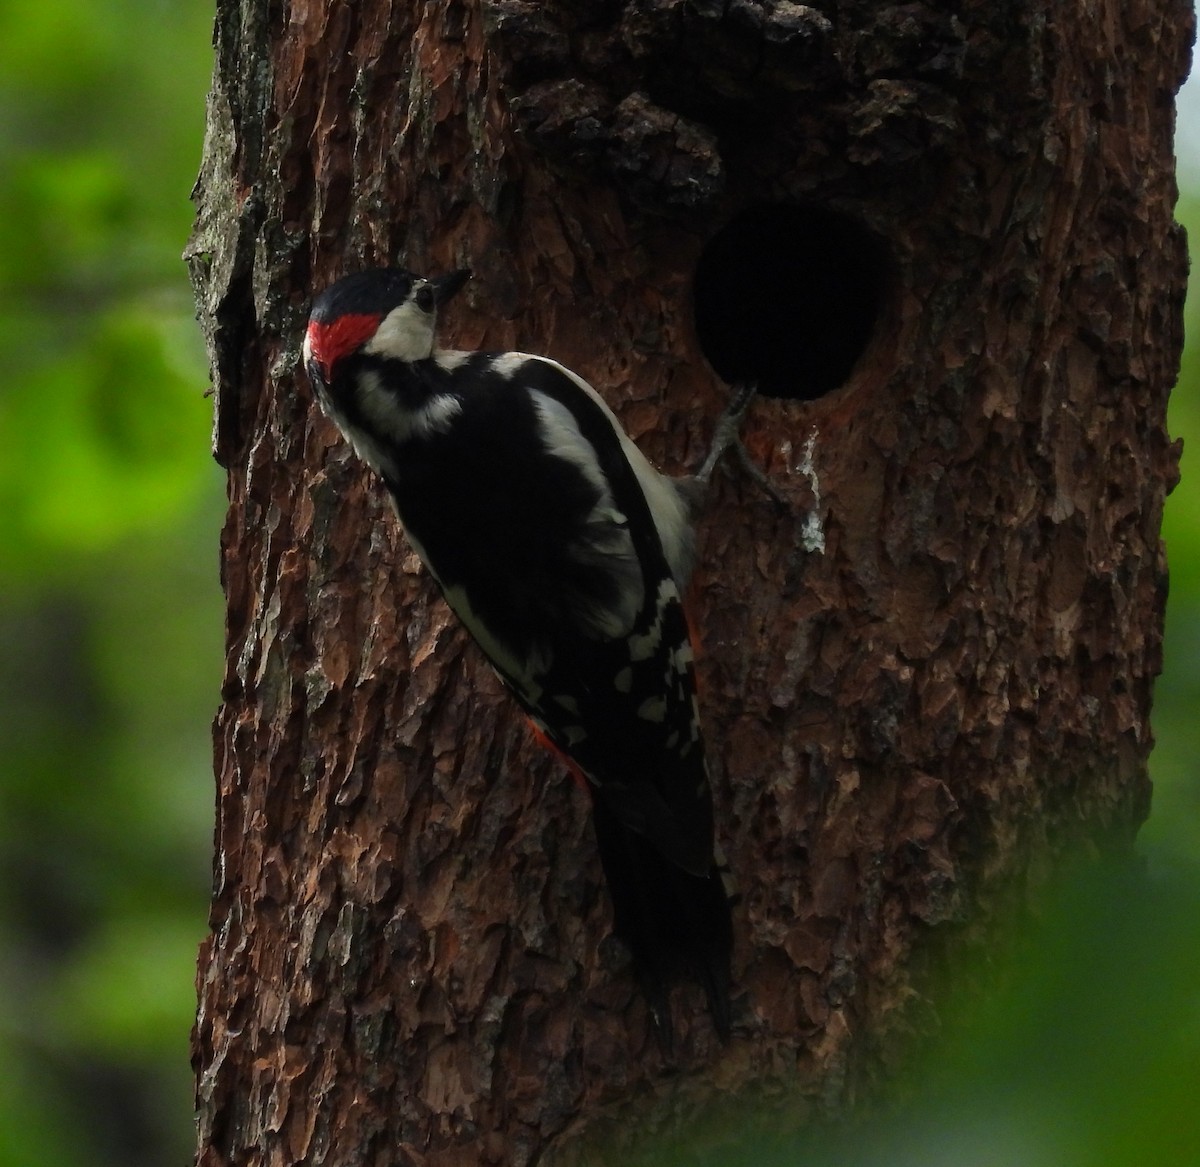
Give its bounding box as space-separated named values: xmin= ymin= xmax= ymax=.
xmin=0 ymin=2 xmax=1196 ymax=1166
xmin=0 ymin=1 xmax=220 ymax=1165
xmin=1148 ymin=192 xmax=1200 ymax=853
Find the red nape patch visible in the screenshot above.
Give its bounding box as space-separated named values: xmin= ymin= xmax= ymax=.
xmin=305 ymin=313 xmax=381 ymax=377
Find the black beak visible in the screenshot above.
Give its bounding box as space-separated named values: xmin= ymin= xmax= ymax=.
xmin=430 ymin=268 xmax=471 ymax=307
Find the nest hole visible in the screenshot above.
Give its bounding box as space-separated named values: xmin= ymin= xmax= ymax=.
xmin=693 ymin=204 xmax=892 ymax=400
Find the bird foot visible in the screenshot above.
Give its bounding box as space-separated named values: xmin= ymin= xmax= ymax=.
xmin=696 ymin=383 xmax=787 ymax=507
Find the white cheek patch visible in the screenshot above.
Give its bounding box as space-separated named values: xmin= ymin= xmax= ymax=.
xmin=364 ymin=301 xmax=436 ymax=362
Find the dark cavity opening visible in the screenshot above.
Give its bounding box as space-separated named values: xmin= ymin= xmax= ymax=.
xmin=693 ymin=204 xmax=891 ymax=400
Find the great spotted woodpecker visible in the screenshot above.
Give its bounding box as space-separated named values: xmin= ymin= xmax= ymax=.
xmin=303 ymin=266 xmax=746 ymax=1044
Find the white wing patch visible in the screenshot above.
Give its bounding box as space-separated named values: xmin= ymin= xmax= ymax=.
xmin=523 ymin=356 xmax=696 ymax=589
xmin=530 ymin=387 xmax=645 ymax=640
xmin=530 ymin=390 xmax=611 ymax=499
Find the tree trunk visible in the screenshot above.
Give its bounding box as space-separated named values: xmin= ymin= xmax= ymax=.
xmin=187 ymin=1 xmax=1189 ymax=1163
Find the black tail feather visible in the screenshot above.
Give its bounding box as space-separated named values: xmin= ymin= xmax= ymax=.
xmin=590 ymin=796 xmax=734 ymax=1046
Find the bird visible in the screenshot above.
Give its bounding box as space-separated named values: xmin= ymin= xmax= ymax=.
xmin=302 ymin=265 xmax=765 ymax=1045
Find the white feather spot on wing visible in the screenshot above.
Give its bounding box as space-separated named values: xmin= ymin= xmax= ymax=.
xmin=636 ymin=695 xmax=668 ymax=722
xmin=628 ymin=617 xmax=663 ymax=662
xmin=627 ymin=579 xmax=676 ymax=661
xmin=553 ymin=694 xmax=580 ymax=715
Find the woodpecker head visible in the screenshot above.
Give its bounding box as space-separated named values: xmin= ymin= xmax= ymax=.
xmin=303 ymin=266 xmax=471 ymax=386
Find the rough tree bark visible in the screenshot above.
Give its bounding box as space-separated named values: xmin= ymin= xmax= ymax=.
xmin=187 ymin=1 xmax=1189 ymax=1163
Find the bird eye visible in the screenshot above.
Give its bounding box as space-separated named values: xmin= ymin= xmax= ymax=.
xmin=415 ymin=283 xmax=435 ymax=312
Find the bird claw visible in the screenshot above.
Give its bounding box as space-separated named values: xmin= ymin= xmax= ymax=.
xmin=696 ymin=383 xmax=788 ymax=507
